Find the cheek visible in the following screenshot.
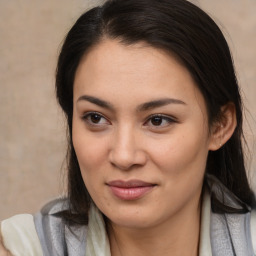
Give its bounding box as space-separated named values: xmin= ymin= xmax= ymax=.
xmin=72 ymin=125 xmax=109 ymax=188
xmin=149 ymin=126 xmax=210 ymax=174
xmin=72 ymin=131 xmax=108 ymax=198
xmin=73 ymin=136 xmax=107 ymax=171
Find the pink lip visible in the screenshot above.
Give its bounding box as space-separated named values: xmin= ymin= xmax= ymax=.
xmin=107 ymin=180 xmax=155 ymax=200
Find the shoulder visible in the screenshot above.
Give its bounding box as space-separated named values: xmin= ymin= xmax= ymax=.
xmin=34 ymin=198 xmax=88 ymax=256
xmin=0 ymin=198 xmax=70 ymax=256
xmin=0 ymin=231 xmax=12 ymax=256
xmin=251 ymin=208 xmax=256 ymax=253
xmin=0 ymin=214 xmax=43 ymax=256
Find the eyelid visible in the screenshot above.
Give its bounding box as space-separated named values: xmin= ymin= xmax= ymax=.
xmin=145 ymin=113 xmax=177 ymax=122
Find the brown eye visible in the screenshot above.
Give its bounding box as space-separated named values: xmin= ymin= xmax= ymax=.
xmin=82 ymin=112 xmax=110 ymax=126
xmin=144 ymin=114 xmax=176 ymax=128
xmin=151 ymin=116 xmax=163 ymax=126
xmin=90 ymin=113 xmax=102 ymax=123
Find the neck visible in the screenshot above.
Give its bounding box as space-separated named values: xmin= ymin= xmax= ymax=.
xmin=107 ymin=196 xmax=202 ymax=256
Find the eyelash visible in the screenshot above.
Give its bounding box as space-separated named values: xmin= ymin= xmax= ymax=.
xmin=81 ymin=112 xmax=177 ymax=129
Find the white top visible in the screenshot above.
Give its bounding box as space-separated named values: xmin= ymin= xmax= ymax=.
xmin=1 ymin=214 xmax=43 ymax=256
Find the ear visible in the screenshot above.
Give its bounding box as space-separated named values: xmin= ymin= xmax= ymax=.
xmin=208 ymin=102 xmax=237 ymax=151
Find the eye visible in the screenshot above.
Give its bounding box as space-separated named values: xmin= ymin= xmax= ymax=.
xmin=144 ymin=114 xmax=176 ymax=128
xmin=82 ymin=112 xmax=110 ymax=126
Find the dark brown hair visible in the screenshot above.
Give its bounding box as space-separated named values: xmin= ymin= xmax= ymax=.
xmin=56 ymin=0 xmax=255 ymax=224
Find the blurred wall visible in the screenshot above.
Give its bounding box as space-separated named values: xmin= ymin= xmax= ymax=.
xmin=0 ymin=0 xmax=255 ymax=220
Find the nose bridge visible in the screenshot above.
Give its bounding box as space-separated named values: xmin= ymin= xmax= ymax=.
xmin=109 ymin=123 xmax=146 ymax=170
xmin=114 ymin=124 xmax=136 ymax=159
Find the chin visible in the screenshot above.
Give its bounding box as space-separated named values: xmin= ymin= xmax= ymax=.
xmin=109 ymin=215 xmax=155 ymax=229
xmin=103 ymin=204 xmax=163 ymax=229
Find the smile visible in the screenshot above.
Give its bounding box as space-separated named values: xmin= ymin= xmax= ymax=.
xmin=107 ymin=180 xmax=156 ymax=200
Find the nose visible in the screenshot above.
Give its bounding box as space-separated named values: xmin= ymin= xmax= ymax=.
xmin=109 ymin=128 xmax=147 ymax=171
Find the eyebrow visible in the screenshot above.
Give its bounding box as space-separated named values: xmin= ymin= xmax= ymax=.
xmin=137 ymin=98 xmax=186 ymax=111
xmin=77 ymin=95 xmax=114 ymax=110
xmin=77 ymin=95 xmax=186 ymax=111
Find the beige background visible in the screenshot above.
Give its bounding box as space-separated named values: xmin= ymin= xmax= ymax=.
xmin=0 ymin=0 xmax=255 ymax=221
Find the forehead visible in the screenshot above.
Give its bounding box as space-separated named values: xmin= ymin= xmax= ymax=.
xmin=73 ymin=39 xmax=205 ymax=110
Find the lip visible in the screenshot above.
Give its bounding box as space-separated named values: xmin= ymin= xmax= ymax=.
xmin=107 ymin=180 xmax=156 ymax=200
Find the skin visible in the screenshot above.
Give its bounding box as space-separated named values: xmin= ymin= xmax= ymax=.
xmin=0 ymin=233 xmax=12 ymax=256
xmin=72 ymin=39 xmax=234 ymax=256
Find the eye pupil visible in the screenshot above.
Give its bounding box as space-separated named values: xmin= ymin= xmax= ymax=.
xmin=151 ymin=116 xmax=162 ymax=126
xmin=91 ymin=114 xmax=101 ymax=123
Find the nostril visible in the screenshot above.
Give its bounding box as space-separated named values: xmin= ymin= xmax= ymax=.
xmin=109 ymin=152 xmax=136 ymax=170
xmin=109 ymin=149 xmax=147 ymax=171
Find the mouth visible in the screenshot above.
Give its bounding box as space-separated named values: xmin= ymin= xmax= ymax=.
xmin=107 ymin=180 xmax=156 ymax=200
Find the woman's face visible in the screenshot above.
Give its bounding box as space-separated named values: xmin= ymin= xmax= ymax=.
xmin=72 ymin=39 xmax=217 ymax=229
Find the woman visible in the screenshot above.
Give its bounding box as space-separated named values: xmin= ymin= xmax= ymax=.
xmin=1 ymin=0 xmax=255 ymax=255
